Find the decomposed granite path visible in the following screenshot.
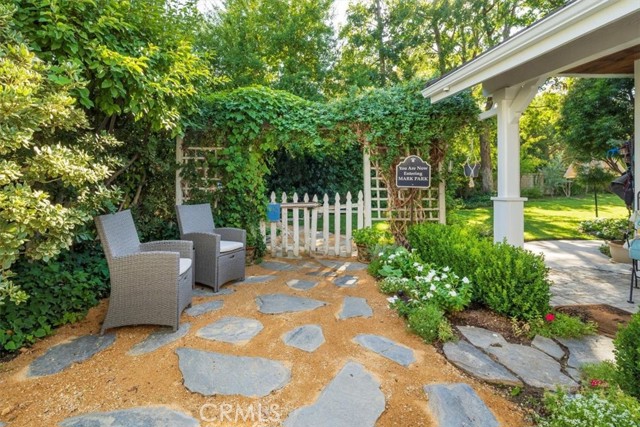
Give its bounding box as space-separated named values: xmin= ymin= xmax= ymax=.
xmin=2 ymin=258 xmax=536 ymax=426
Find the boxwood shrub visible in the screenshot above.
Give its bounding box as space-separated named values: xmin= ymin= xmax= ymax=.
xmin=407 ymin=222 xmax=551 ymax=320
xmin=614 ymin=311 xmax=640 ymax=399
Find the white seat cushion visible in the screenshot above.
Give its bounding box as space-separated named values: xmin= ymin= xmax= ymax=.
xmin=179 ymin=258 xmax=192 ymax=275
xmin=220 ymin=240 xmax=244 ymax=253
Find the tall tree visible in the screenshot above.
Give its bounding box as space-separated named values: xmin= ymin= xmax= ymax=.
xmin=200 ymin=0 xmax=336 ymax=100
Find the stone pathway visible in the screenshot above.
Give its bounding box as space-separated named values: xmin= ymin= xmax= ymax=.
xmin=22 ymin=256 xmax=618 ymax=427
xmin=283 ymin=361 xmax=385 ymax=427
xmin=443 ymin=325 xmax=614 ymax=390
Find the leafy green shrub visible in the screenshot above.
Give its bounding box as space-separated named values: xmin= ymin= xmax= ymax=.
xmin=528 ymin=312 xmax=597 ymax=339
xmin=579 ymin=218 xmax=630 ymax=241
xmin=352 ymin=223 xmax=394 ymax=248
xmin=614 ymin=311 xmax=640 ymax=399
xmin=0 ymin=244 xmax=109 ymax=353
xmin=540 ymin=389 xmax=640 ymax=427
xmin=368 ymin=246 xmax=423 ymax=279
xmin=521 ymin=187 xmax=543 ymax=199
xmin=408 ymin=223 xmax=551 ymax=320
xmin=406 ymin=304 xmax=454 ymax=344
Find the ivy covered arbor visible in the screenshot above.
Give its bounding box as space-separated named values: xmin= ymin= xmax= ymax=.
xmin=179 ymin=82 xmax=478 ymax=244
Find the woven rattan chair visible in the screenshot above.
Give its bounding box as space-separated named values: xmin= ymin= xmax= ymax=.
xmin=176 ymin=204 xmax=246 ymax=292
xmin=95 ymin=210 xmax=193 ymax=333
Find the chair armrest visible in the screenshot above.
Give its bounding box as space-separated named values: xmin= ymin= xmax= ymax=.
xmin=182 ymin=232 xmax=221 ymax=257
xmin=110 ymin=251 xmax=181 ymax=294
xmin=140 ymin=240 xmax=194 ymax=259
xmin=215 ymin=228 xmax=246 ymax=245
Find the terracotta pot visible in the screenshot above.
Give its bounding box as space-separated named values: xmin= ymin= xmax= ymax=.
xmin=356 ymin=243 xmax=371 ymax=263
xmin=608 ymin=240 xmax=632 ymax=264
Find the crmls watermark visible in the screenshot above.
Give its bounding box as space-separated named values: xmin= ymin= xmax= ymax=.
xmin=200 ymin=403 xmax=281 ymax=425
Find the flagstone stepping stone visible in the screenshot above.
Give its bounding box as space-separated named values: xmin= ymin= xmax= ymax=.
xmin=485 ymin=343 xmax=578 ymax=389
xmin=306 ymin=270 xmax=337 ymax=278
xmin=339 ymin=297 xmax=372 ymax=319
xmin=532 ymin=335 xmax=565 ymax=360
xmin=28 ymin=334 xmax=115 ymax=377
xmin=442 ymin=341 xmax=522 ymax=386
xmin=423 ymin=383 xmax=499 ymax=427
xmin=354 ymin=334 xmax=415 ymax=367
xmin=128 ymin=323 xmax=191 ymax=356
xmin=261 ymin=261 xmax=299 ymax=271
xmin=283 ymin=325 xmax=325 ymax=352
xmin=298 ymin=261 xmax=321 ymax=269
xmin=284 ymin=361 xmax=385 ymax=427
xmin=557 ymin=335 xmax=615 ymax=369
xmin=317 ymin=260 xmax=368 ymax=271
xmin=457 ymin=326 xmax=507 ymax=349
xmin=193 ymin=286 xmax=234 ymax=297
xmin=185 ymin=300 xmax=223 ymax=317
xmin=176 ymin=348 xmax=290 ymax=397
xmin=257 ymin=294 xmax=326 ymax=314
xmin=567 ymin=367 xmax=581 ymax=382
xmin=287 ymin=279 xmax=319 ymax=291
xmin=333 ymin=275 xmax=358 ymax=288
xmin=0 ymin=421 xmax=5 ymax=426
xmin=58 ymin=407 xmax=199 ymax=426
xmin=236 ymin=275 xmax=277 ymax=284
xmin=197 ymin=317 xmax=263 ymax=343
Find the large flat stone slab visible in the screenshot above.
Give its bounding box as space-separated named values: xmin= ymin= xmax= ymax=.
xmin=58 ymin=407 xmax=199 ymax=426
xmin=442 ymin=341 xmax=522 ymax=386
xmin=424 ymin=383 xmax=498 ymax=427
xmin=193 ymin=286 xmax=234 ymax=297
xmin=28 ymin=335 xmax=115 ymax=377
xmin=332 ymin=275 xmax=359 ymax=288
xmin=557 ymin=335 xmax=615 ymax=369
xmin=261 ymin=261 xmax=299 ymax=271
xmin=532 ymin=335 xmax=564 ymax=360
xmin=457 ymin=326 xmax=507 ymax=349
xmin=128 ymin=323 xmax=191 ymax=356
xmin=197 ymin=317 xmax=263 ymax=343
xmin=236 ymin=275 xmax=277 ymax=284
xmin=283 ymin=325 xmax=325 ymax=352
xmin=176 ymin=348 xmax=290 ymax=397
xmin=185 ymin=300 xmax=223 ymax=317
xmin=284 ymin=361 xmax=385 ymax=427
xmin=287 ymin=279 xmax=319 ymax=291
xmin=339 ymin=297 xmax=372 ymax=319
xmin=306 ymin=270 xmax=337 ymax=278
xmin=354 ymin=334 xmax=415 ymax=367
xmin=257 ymin=294 xmax=326 ymax=314
xmin=317 ymin=260 xmax=368 ymax=271
xmin=485 ymin=343 xmax=578 ymax=389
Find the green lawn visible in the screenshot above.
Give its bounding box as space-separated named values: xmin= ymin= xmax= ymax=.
xmin=450 ymin=194 xmax=629 ymax=241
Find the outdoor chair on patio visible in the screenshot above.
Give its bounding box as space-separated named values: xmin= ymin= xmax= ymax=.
xmin=95 ymin=210 xmax=194 ymax=333
xmin=176 ymin=203 xmax=246 ymax=292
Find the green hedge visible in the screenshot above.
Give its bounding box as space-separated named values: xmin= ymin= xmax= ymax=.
xmin=407 ymin=223 xmax=551 ymax=320
xmin=614 ymin=311 xmax=640 ymax=399
xmin=0 ymin=243 xmax=110 ymax=353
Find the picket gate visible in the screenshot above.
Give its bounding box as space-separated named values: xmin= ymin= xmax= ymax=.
xmin=262 ymin=191 xmax=365 ymax=258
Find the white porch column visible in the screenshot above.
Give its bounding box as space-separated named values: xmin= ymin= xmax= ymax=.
xmin=634 ymin=59 xmax=640 ymax=213
xmin=490 ymin=78 xmax=542 ymax=247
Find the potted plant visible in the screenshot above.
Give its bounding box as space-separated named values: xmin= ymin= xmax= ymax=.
xmin=579 ymin=217 xmax=632 ymax=263
xmin=245 ymin=225 xmax=266 ymax=265
xmin=352 ymin=223 xmax=394 ymax=263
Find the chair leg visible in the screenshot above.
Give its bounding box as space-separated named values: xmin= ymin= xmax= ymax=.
xmin=629 ymin=259 xmax=637 ymax=304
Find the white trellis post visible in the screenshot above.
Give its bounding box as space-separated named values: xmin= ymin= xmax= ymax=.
xmin=281 ymin=192 xmax=289 ymax=256
xmin=292 ymin=193 xmax=300 ymax=257
xmin=334 ymin=193 xmax=341 ymax=256
xmin=363 ymin=151 xmax=372 ymax=227
xmin=311 ymin=195 xmax=319 ymax=255
xmin=346 ymin=192 xmax=353 ymax=257
xmin=322 ymin=194 xmax=330 ymax=255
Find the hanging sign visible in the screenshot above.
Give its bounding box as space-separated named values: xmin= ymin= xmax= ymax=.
xmin=396 ymin=155 xmax=431 ymax=188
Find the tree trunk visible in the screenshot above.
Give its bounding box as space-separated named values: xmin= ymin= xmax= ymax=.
xmin=479 ymin=121 xmax=494 ymax=193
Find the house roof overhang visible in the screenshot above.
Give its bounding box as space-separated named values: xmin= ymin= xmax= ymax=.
xmin=421 ymin=0 xmax=640 ymax=102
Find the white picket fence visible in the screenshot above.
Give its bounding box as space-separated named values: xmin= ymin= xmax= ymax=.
xmin=261 ymin=191 xmax=366 ymax=258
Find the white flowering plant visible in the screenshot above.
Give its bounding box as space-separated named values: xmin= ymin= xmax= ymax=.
xmin=371 ymin=246 xmax=424 ymax=279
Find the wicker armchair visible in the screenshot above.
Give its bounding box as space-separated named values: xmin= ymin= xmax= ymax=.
xmin=95 ymin=210 xmax=193 ymax=333
xmin=176 ymin=204 xmax=246 ymax=292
